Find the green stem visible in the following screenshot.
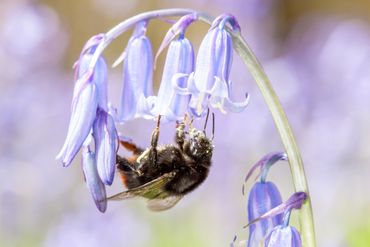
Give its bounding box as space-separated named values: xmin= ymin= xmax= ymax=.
xmin=198 ymin=13 xmax=316 ymax=247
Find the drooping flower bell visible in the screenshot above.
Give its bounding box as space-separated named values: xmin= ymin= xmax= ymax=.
xmin=56 ymin=34 xmax=109 ymax=167
xmin=264 ymin=224 xmax=302 ymax=247
xmin=181 ymin=14 xmax=249 ymax=117
xmin=244 ymin=152 xmax=288 ymax=247
xmin=246 ymin=192 xmax=307 ymax=247
xmin=118 ymin=21 xmax=156 ymax=122
xmin=57 ymin=34 xmax=119 ymax=212
xmin=152 ymin=14 xmax=196 ymax=122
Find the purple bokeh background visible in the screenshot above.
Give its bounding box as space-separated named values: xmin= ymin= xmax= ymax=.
xmin=1 ymin=0 xmax=369 ymax=246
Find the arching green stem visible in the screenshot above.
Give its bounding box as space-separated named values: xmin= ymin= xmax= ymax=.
xmin=86 ymin=8 xmax=316 ymax=246
xmin=232 ymin=34 xmax=316 ymax=247
xmin=198 ymin=13 xmax=317 ymax=247
xmin=88 ymin=9 xmax=195 ymax=71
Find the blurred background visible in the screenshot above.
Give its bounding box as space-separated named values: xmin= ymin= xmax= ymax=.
xmin=1 ymin=0 xmax=370 ymax=246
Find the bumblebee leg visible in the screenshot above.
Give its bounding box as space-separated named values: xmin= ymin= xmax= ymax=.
xmin=119 ymin=136 xmax=144 ymax=155
xmin=175 ymin=120 xmax=186 ymax=150
xmin=148 ymin=116 xmax=161 ymax=166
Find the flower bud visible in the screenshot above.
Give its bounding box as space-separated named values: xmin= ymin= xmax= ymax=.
xmin=93 ymin=109 xmax=118 ymax=185
xmin=81 ymin=147 xmax=107 ymax=213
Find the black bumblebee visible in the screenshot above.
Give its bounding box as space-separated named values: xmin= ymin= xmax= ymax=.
xmin=108 ymin=115 xmax=214 ymax=211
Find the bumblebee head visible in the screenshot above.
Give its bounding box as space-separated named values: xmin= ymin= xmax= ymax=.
xmin=188 ymin=128 xmax=213 ymax=161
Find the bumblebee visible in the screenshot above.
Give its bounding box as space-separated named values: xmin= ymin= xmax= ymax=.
xmin=108 ymin=115 xmax=214 ymax=211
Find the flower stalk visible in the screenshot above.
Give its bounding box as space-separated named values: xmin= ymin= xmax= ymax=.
xmin=198 ymin=13 xmax=317 ymax=247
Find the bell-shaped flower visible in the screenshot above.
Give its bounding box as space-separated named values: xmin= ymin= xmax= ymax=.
xmin=56 ymin=34 xmax=108 ymax=167
xmin=152 ymin=35 xmax=194 ymax=121
xmin=81 ymin=146 xmax=107 ymax=213
xmin=118 ymin=21 xmax=155 ymax=122
xmin=186 ymin=14 xmax=249 ymax=117
xmin=264 ymin=225 xmax=302 ymax=247
xmin=244 ymin=152 xmax=288 ymax=247
xmin=93 ymin=109 xmax=118 ymax=185
xmin=247 ymin=181 xmax=283 ymax=247
xmin=246 ymin=192 xmax=306 ymax=247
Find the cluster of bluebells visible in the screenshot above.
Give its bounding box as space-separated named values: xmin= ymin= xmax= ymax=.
xmin=56 ymin=12 xmax=249 ymax=212
xmin=232 ymin=152 xmax=307 ymax=247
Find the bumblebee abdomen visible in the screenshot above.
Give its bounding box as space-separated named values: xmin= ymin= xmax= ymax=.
xmin=165 ymin=165 xmax=209 ymax=195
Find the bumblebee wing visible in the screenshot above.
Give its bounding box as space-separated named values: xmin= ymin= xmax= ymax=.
xmin=107 ymin=172 xmax=176 ymax=201
xmin=147 ymin=195 xmax=183 ymax=211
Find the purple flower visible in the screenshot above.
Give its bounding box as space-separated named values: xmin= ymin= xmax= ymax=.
xmin=262 ymin=193 xmax=306 ymax=247
xmin=244 ymin=152 xmax=287 ymax=247
xmin=81 ymin=146 xmax=107 ymax=213
xmin=248 ymin=182 xmax=283 ymax=247
xmin=153 ymin=35 xmax=194 ymax=121
xmin=56 ymin=34 xmax=108 ymax=167
xmin=185 ymin=14 xmax=249 ymax=117
xmin=247 ymin=192 xmax=307 ymax=227
xmin=264 ymin=225 xmax=302 ymax=247
xmin=244 ymin=192 xmax=306 ymax=246
xmin=93 ymin=109 xmax=118 ymax=185
xmin=118 ymin=21 xmax=155 ymax=122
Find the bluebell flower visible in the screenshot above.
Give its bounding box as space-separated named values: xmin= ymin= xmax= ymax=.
xmin=185 ymin=14 xmax=249 ymax=117
xmin=247 ymin=181 xmax=283 ymax=247
xmin=264 ymin=225 xmax=302 ymax=247
xmin=56 ymin=34 xmax=108 ymax=167
xmin=148 ymin=14 xmax=197 ymax=122
xmin=81 ymin=146 xmax=107 ymax=213
xmin=246 ymin=192 xmax=306 ymax=247
xmin=244 ymin=152 xmax=288 ymax=247
xmin=118 ymin=21 xmax=155 ymax=122
xmin=93 ymin=109 xmax=118 ymax=185
xmin=153 ymin=35 xmax=194 ymax=121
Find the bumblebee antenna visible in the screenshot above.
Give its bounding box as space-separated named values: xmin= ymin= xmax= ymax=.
xmin=203 ymin=108 xmax=210 ymax=135
xmin=211 ymin=112 xmax=215 ymax=140
xmin=156 ymin=115 xmax=161 ymax=128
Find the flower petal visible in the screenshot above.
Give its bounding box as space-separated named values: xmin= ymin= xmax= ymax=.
xmin=56 ymin=81 xmax=98 ymax=167
xmin=171 ymin=73 xmax=192 ymax=95
xmin=246 ymin=192 xmax=307 ymax=228
xmin=193 ymin=28 xmax=219 ymax=92
xmin=81 ymin=147 xmax=107 ymax=213
xmin=77 ymin=54 xmax=108 ymax=111
xmin=222 ymin=93 xmax=250 ymax=113
xmin=136 ymin=94 xmax=156 ymax=119
xmin=264 ymin=225 xmax=302 ymax=247
xmin=153 ymin=37 xmax=194 ymax=121
xmin=93 ymin=109 xmax=118 ymax=185
xmin=118 ymin=22 xmax=154 ymax=122
xmin=57 ymin=35 xmax=108 ymax=166
xmin=247 ymin=181 xmax=283 ymax=247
